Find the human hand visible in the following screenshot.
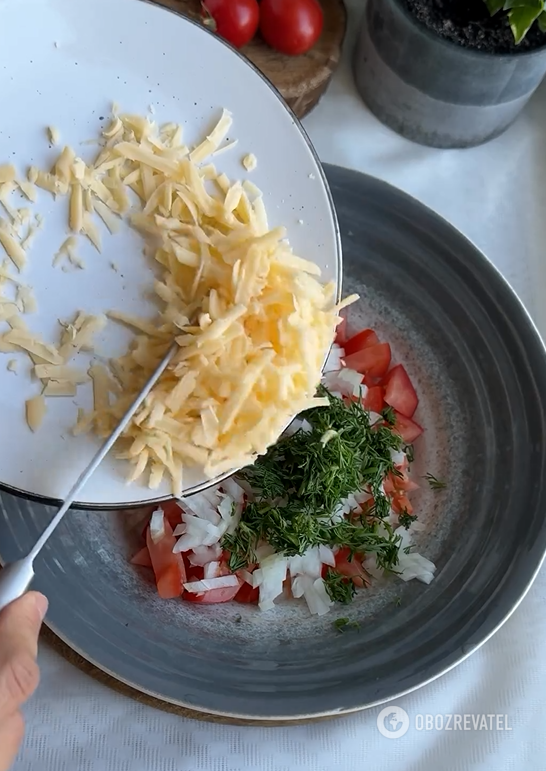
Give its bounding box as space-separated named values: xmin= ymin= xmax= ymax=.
xmin=0 ymin=593 xmax=47 ymax=771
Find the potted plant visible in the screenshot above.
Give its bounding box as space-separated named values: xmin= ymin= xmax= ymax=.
xmin=353 ymin=0 xmax=546 ymax=147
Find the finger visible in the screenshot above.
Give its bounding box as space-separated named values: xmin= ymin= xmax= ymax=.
xmin=0 ymin=592 xmax=47 ymax=719
xmin=0 ymin=710 xmax=24 ymax=771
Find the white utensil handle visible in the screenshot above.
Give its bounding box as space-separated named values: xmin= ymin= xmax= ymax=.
xmin=0 ymin=341 xmax=177 ymax=613
xmin=0 ymin=557 xmax=36 ymax=612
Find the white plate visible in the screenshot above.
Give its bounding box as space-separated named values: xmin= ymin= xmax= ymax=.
xmin=0 ymin=0 xmax=341 ymax=508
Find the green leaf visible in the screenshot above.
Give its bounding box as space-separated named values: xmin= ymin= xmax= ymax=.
xmin=509 ymin=4 xmax=543 ymax=42
xmin=503 ymin=0 xmax=542 ymax=9
xmin=538 ymin=9 xmax=546 ymax=29
xmin=486 ymin=0 xmax=506 ymax=14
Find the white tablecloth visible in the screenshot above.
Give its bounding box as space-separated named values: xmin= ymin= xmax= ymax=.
xmin=15 ymin=2 xmax=546 ymax=769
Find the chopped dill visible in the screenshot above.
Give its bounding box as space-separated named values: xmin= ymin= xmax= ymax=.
xmin=333 ymin=617 xmax=360 ymax=632
xmin=223 ymin=385 xmax=404 ymax=581
xmin=398 ymin=511 xmax=418 ymax=529
xmin=425 ymin=473 xmax=446 ymax=490
xmin=324 ymin=569 xmax=357 ymax=604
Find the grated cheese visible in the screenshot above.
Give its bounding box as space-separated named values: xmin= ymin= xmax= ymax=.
xmin=25 ymin=394 xmax=46 ymax=431
xmin=242 ymin=153 xmax=257 ymax=172
xmin=0 ymin=106 xmax=354 ymax=485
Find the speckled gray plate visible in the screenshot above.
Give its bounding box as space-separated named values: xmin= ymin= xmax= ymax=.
xmin=2 ymin=164 xmax=546 ymax=721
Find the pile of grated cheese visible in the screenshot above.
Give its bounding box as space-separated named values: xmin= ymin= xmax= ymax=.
xmin=0 ymin=106 xmax=356 ymax=494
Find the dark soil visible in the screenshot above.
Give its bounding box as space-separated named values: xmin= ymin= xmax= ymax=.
xmin=400 ymin=0 xmax=546 ymax=53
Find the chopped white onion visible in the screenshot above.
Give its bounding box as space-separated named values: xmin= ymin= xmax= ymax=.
xmin=318 ymin=544 xmax=336 ymax=567
xmin=338 ymin=367 xmax=366 ymax=398
xmin=149 ymin=508 xmax=165 ymax=544
xmin=289 ymin=547 xmax=322 ymax=579
xmin=188 ymin=544 xmax=222 ymax=566
xmin=255 ymin=553 xmax=288 ymax=611
xmin=203 ymin=561 xmax=221 ymax=579
xmin=324 ymin=344 xmax=345 ymax=372
xmin=221 ymin=478 xmax=246 ymax=504
xmin=390 ymin=449 xmax=406 ymax=466
xmin=292 ymin=575 xmax=333 ymax=616
xmin=239 ymin=569 xmax=254 ymax=585
xmin=180 ymin=494 xmax=221 ymax=524
xmin=183 ymin=575 xmax=240 ymax=593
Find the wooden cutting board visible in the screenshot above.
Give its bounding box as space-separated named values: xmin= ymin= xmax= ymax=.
xmin=153 ymin=0 xmax=347 ymax=118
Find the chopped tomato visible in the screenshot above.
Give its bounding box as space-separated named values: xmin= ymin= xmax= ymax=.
xmin=335 ymin=316 xmax=348 ymax=346
xmin=383 ymin=365 xmax=418 ymax=418
xmin=384 ymin=470 xmax=419 ymax=496
xmin=335 ymin=547 xmax=369 ymax=588
xmin=235 ymin=583 xmax=259 ymax=603
xmin=391 ymin=494 xmax=413 ymax=515
xmin=363 ymin=385 xmax=384 ymax=413
xmin=344 ymin=342 xmax=391 ymax=379
xmin=394 ymin=473 xmax=419 ymax=493
xmin=343 ymin=328 xmax=379 ymax=356
xmin=161 ymin=500 xmax=183 ymax=528
xmin=186 ymin=564 xmax=205 ymax=581
xmin=392 ymin=411 xmax=424 ymax=443
xmin=130 ymin=546 xmax=152 ymax=568
xmin=146 ymin=521 xmax=186 ymax=599
xmin=183 ymin=583 xmax=242 ymax=603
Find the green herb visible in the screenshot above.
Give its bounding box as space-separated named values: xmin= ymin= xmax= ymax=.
xmin=324 ymin=569 xmax=357 ymax=604
xmin=381 ymin=405 xmax=396 ymax=426
xmin=333 ymin=617 xmax=360 ymax=632
xmin=223 ymin=386 xmax=403 ymax=575
xmin=425 ymin=473 xmax=446 ymax=490
xmin=398 ymin=511 xmax=418 ymax=529
xmin=483 ymin=0 xmax=546 ymax=44
xmin=403 ymin=444 xmax=415 ymax=464
xmin=395 ymin=596 xmax=402 ymax=607
xmin=403 ymin=545 xmax=414 ymax=555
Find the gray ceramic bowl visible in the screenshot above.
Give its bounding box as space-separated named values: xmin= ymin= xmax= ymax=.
xmin=2 ymin=164 xmax=546 ymax=721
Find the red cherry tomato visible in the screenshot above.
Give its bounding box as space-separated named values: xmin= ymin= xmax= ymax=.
xmin=260 ymin=0 xmax=324 ymax=56
xmin=202 ymin=0 xmax=259 ymax=49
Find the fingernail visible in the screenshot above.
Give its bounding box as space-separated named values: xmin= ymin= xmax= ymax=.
xmin=34 ymin=593 xmax=48 ymax=621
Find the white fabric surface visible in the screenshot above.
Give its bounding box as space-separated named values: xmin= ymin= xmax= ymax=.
xmin=14 ymin=2 xmax=546 ymax=769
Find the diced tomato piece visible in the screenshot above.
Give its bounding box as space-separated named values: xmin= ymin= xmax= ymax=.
xmin=392 ymin=411 xmax=424 ymax=443
xmin=343 ymin=328 xmax=380 ymax=356
xmin=335 ymin=316 xmax=348 ymax=346
xmin=383 ymin=475 xmax=396 ymax=495
xmin=385 ymin=470 xmax=419 ymax=495
xmin=146 ymin=521 xmax=186 ymax=599
xmin=391 ymin=494 xmax=413 ymax=515
xmin=344 ymin=343 xmax=391 ymax=379
xmin=130 ymin=546 xmax=152 ymax=568
xmin=183 ymin=583 xmax=242 ymax=604
xmin=335 ymin=547 xmax=369 ymax=588
xmin=186 ymin=565 xmax=205 ymax=581
xmin=395 ymin=474 xmax=419 ymax=493
xmin=161 ymin=500 xmax=183 ymax=528
xmin=363 ymin=385 xmax=385 ymax=413
xmin=235 ymin=583 xmax=259 ymax=603
xmin=383 ymin=365 xmax=419 ymax=418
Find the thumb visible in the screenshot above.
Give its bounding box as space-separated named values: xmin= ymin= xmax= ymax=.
xmin=0 ymin=592 xmax=47 ymax=719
